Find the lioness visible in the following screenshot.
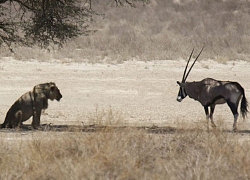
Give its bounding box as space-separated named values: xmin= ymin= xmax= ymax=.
xmin=1 ymin=82 xmax=62 ymax=129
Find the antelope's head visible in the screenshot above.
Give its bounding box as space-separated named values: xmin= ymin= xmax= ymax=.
xmin=177 ymin=47 xmax=204 ymax=102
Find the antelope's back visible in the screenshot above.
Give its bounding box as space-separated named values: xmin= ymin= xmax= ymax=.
xmin=202 ymin=78 xmax=243 ymax=99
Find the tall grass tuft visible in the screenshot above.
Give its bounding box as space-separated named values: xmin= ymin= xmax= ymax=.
xmin=0 ymin=110 xmax=250 ymax=179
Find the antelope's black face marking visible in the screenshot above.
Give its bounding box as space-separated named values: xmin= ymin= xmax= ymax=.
xmin=177 ymin=85 xmax=187 ymax=102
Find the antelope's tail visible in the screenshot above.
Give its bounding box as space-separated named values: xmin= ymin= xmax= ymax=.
xmin=240 ymin=86 xmax=248 ymax=119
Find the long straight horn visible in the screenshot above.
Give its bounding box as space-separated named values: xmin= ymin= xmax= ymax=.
xmin=182 ymin=48 xmax=194 ymax=82
xmin=184 ymin=46 xmax=204 ymax=82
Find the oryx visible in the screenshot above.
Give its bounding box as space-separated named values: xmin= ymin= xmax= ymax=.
xmin=177 ymin=48 xmax=248 ymax=131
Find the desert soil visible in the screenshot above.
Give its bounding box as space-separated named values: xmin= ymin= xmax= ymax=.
xmin=0 ymin=57 xmax=249 ymax=133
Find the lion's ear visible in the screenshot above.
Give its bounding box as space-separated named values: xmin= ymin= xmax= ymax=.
xmin=50 ymin=85 xmax=56 ymax=91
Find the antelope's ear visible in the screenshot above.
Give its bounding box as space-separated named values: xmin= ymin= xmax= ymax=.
xmin=177 ymin=81 xmax=185 ymax=87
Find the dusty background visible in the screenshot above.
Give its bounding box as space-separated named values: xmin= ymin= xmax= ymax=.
xmin=0 ymin=57 xmax=249 ymax=131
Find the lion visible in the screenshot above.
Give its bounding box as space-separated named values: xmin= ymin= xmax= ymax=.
xmin=1 ymin=82 xmax=62 ymax=129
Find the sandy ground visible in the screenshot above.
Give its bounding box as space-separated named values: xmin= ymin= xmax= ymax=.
xmin=0 ymin=57 xmax=250 ymax=132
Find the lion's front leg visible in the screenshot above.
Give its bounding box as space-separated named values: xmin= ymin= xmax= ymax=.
xmin=31 ymin=110 xmax=42 ymax=129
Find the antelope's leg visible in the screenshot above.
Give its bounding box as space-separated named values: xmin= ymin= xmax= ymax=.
xmin=210 ymin=105 xmax=216 ymax=127
xmin=233 ymin=114 xmax=239 ymax=132
xmin=226 ymin=100 xmax=238 ymax=131
xmin=204 ymin=105 xmax=210 ymax=127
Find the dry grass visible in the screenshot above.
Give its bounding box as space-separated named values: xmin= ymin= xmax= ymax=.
xmin=2 ymin=0 xmax=250 ymax=63
xmin=0 ymin=110 xmax=250 ymax=180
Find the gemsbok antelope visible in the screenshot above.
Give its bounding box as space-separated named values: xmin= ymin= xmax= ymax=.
xmin=177 ymin=48 xmax=248 ymax=131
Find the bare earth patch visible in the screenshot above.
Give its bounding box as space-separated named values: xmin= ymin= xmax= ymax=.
xmin=0 ymin=58 xmax=249 ymax=134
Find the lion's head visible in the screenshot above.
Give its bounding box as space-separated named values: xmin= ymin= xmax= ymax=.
xmin=48 ymin=83 xmax=62 ymax=101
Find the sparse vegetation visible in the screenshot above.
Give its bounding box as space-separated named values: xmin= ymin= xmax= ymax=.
xmin=0 ymin=126 xmax=248 ymax=179
xmin=0 ymin=110 xmax=250 ymax=179
xmin=2 ymin=0 xmax=250 ymax=63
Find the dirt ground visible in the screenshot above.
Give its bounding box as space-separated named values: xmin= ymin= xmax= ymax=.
xmin=0 ymin=57 xmax=250 ymax=133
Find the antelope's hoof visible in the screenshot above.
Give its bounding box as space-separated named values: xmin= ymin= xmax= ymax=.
xmin=211 ymin=124 xmax=216 ymax=128
xmin=32 ymin=125 xmax=42 ymax=130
